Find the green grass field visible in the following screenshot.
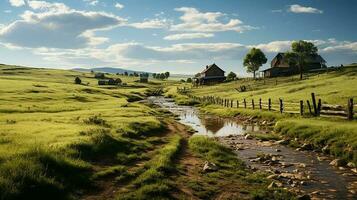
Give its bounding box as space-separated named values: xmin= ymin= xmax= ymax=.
xmin=169 ymin=66 xmax=357 ymax=165
xmin=0 ymin=64 xmax=291 ymax=199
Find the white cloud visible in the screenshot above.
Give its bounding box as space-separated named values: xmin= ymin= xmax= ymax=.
xmin=250 ymin=41 xmax=292 ymax=53
xmin=27 ymin=0 xmax=70 ymax=12
xmin=115 ymin=2 xmax=124 ymax=10
xmin=164 ymin=33 xmax=214 ymax=40
xmin=130 ymin=18 xmax=171 ymax=29
xmin=9 ymin=0 xmax=25 ymax=7
xmin=288 ymin=4 xmax=323 ymax=14
xmin=171 ymin=7 xmax=255 ymax=33
xmin=83 ymin=0 xmax=99 ymax=6
xmin=0 ymin=5 xmax=126 ymax=49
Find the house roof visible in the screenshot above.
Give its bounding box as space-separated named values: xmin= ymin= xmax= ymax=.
xmin=273 ymin=52 xmax=326 ymax=64
xmin=201 ymin=63 xmax=225 ymax=74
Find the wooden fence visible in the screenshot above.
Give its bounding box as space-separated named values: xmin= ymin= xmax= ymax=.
xmin=177 ymin=88 xmax=355 ymax=120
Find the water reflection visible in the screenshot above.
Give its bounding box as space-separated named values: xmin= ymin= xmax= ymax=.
xmin=150 ymin=97 xmax=260 ymax=137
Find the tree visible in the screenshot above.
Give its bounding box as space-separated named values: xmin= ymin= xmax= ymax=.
xmin=152 ymin=73 xmax=157 ymax=79
xmin=159 ymin=73 xmax=166 ymax=79
xmin=124 ymin=71 xmax=128 ymax=76
xmin=74 ymin=77 xmax=82 ymax=84
xmin=285 ymin=40 xmax=318 ymax=80
xmin=115 ymin=78 xmax=122 ymax=85
xmin=186 ymin=78 xmax=192 ymax=83
xmin=164 ymin=72 xmax=170 ymax=79
xmin=243 ymin=48 xmax=267 ymax=79
xmin=227 ymin=71 xmax=237 ymax=81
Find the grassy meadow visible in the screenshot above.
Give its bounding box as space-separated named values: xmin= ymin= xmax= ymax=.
xmin=190 ymin=66 xmax=357 ymax=106
xmin=169 ymin=66 xmax=357 ymax=165
xmin=0 ymin=64 xmax=292 ymax=200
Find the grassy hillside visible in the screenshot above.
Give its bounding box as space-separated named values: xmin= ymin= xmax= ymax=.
xmin=190 ymin=66 xmax=357 ymax=106
xmin=0 ymin=64 xmax=289 ymax=199
xmin=0 ymin=64 xmax=166 ymax=199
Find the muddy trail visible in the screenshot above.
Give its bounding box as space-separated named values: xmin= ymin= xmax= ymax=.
xmin=149 ymin=96 xmax=357 ymax=200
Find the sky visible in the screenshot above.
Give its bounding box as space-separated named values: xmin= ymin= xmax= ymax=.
xmin=0 ymin=0 xmax=357 ymax=75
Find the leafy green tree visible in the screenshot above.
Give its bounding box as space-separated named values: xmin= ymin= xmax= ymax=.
xmin=227 ymin=71 xmax=237 ymax=81
xmin=124 ymin=71 xmax=128 ymax=76
xmin=243 ymin=48 xmax=267 ymax=79
xmin=164 ymin=72 xmax=170 ymax=79
xmin=285 ymin=40 xmax=318 ymax=80
xmin=186 ymin=78 xmax=192 ymax=83
xmin=159 ymin=73 xmax=166 ymax=79
xmin=152 ymin=73 xmax=157 ymax=78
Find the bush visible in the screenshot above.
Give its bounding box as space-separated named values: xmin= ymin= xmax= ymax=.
xmin=74 ymin=77 xmax=82 ymax=84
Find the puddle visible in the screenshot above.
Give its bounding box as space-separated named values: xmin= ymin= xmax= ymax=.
xmin=149 ymin=96 xmax=357 ymax=200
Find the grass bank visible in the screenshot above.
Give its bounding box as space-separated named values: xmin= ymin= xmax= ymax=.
xmin=187 ymin=136 xmax=294 ymax=199
xmin=275 ymin=119 xmax=357 ymax=165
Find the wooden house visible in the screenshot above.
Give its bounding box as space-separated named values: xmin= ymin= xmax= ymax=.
xmin=262 ymin=53 xmax=327 ymax=78
xmin=193 ymin=63 xmax=226 ymax=85
xmin=98 ymin=78 xmax=120 ymax=85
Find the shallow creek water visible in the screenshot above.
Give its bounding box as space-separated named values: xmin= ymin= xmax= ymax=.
xmin=149 ymin=96 xmax=357 ymax=200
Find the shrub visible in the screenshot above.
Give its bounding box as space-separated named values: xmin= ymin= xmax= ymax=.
xmin=74 ymin=77 xmax=82 ymax=84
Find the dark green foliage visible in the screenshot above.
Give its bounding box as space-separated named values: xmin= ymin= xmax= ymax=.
xmin=74 ymin=77 xmax=82 ymax=84
xmin=186 ymin=78 xmax=192 ymax=83
xmin=227 ymin=71 xmax=237 ymax=81
xmin=243 ymin=48 xmax=267 ymax=79
xmin=285 ymin=40 xmax=319 ymax=80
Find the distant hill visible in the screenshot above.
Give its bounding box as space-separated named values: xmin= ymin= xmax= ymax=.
xmin=72 ymin=67 xmax=194 ymax=80
xmin=72 ymin=67 xmax=151 ymax=74
xmin=72 ymin=67 xmax=148 ymax=75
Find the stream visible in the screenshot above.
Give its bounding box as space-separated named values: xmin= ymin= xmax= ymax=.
xmin=149 ymin=96 xmax=357 ymax=200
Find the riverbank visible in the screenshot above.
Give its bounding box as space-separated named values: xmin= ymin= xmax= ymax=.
xmin=166 ymin=85 xmax=357 ymax=166
xmin=151 ymin=96 xmax=357 ymax=199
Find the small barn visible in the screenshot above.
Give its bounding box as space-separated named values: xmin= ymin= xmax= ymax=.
xmin=98 ymin=78 xmax=121 ymax=85
xmin=193 ymin=63 xmax=226 ymax=85
xmin=262 ymin=53 xmax=326 ymax=78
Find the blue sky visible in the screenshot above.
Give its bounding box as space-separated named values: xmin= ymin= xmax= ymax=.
xmin=0 ymin=0 xmax=356 ymax=75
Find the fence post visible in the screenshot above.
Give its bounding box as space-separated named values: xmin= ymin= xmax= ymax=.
xmin=259 ymin=98 xmax=262 ymax=110
xmin=244 ymin=99 xmax=247 ymax=108
xmin=279 ymin=98 xmax=283 ymax=113
xmin=307 ymin=100 xmax=312 ymax=115
xmin=237 ymin=100 xmax=239 ymax=108
xmin=311 ymin=93 xmax=317 ymax=116
xmin=252 ymin=99 xmax=255 ymax=110
xmin=317 ymin=99 xmax=321 ymax=116
xmin=268 ymin=98 xmax=271 ymax=111
xmin=231 ymin=100 xmax=233 ymax=108
xmin=300 ymin=100 xmax=304 ymax=116
xmin=348 ymin=98 xmax=353 ymax=120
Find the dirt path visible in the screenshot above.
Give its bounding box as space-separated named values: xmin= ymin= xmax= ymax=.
xmin=80 ymin=119 xmax=193 ymax=200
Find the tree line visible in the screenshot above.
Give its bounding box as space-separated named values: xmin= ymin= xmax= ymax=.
xmin=152 ymin=72 xmax=170 ymax=80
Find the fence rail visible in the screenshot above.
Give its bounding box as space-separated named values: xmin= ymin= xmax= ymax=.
xmin=177 ymin=87 xmax=355 ymax=120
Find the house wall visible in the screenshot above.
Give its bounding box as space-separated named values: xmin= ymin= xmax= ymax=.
xmin=205 ymin=66 xmax=224 ymax=77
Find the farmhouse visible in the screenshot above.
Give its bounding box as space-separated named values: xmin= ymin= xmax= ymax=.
xmin=262 ymin=53 xmax=327 ymax=78
xmin=98 ymin=78 xmax=121 ymax=85
xmin=193 ymin=63 xmax=226 ymax=85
